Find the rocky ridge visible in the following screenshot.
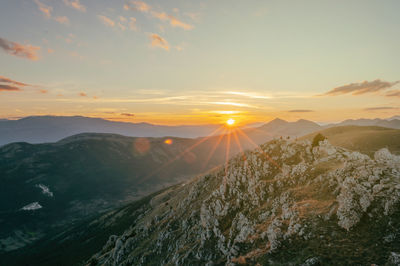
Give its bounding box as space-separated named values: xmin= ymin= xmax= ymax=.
xmin=89 ymin=139 xmax=400 ymax=265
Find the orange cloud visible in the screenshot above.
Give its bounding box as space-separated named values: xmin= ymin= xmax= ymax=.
xmin=79 ymin=92 xmax=87 ymax=97
xmin=47 ymin=48 xmax=55 ymax=53
xmin=0 ymin=76 xmax=29 ymax=87
xmin=34 ymin=0 xmax=52 ymax=18
xmin=0 ymin=75 xmax=31 ymax=92
xmin=39 ymin=89 xmax=48 ymax=94
xmin=126 ymin=1 xmax=193 ymax=30
xmin=151 ymin=12 xmax=193 ymax=30
xmin=98 ymin=15 xmax=115 ymax=27
xmin=130 ymin=1 xmax=151 ymax=12
xmin=149 ymin=34 xmax=169 ymax=51
xmin=0 ymin=84 xmax=21 ymax=92
xmin=0 ymin=37 xmax=40 ymax=60
xmin=34 ymin=0 xmax=70 ymax=25
xmin=63 ymin=0 xmax=86 ymax=12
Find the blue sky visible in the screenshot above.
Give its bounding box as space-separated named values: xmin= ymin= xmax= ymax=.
xmin=1 ymin=0 xmax=399 ymax=124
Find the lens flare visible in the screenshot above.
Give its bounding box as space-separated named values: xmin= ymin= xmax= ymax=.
xmin=164 ymin=138 xmax=173 ymax=145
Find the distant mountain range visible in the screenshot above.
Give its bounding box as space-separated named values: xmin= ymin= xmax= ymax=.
xmin=330 ymin=118 xmax=400 ymax=128
xmin=0 ymin=116 xmax=220 ymax=146
xmin=0 ymin=115 xmax=399 ymax=146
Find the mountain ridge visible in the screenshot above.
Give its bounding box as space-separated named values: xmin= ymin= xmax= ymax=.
xmin=85 ymin=139 xmax=400 ymax=265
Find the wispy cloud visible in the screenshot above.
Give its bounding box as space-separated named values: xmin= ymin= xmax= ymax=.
xmin=125 ymin=0 xmax=193 ymax=30
xmin=54 ymin=16 xmax=70 ymax=25
xmin=385 ymin=90 xmax=400 ymax=98
xmin=0 ymin=76 xmax=29 ymax=87
xmin=364 ymin=106 xmax=398 ymax=111
xmin=126 ymin=1 xmax=151 ymax=12
xmin=63 ymin=0 xmax=86 ymax=12
xmin=79 ymin=92 xmax=87 ymax=97
xmin=149 ymin=33 xmax=169 ymax=51
xmin=121 ymin=113 xmax=135 ymax=117
xmin=151 ymin=11 xmax=193 ymax=30
xmin=206 ymin=101 xmax=257 ymax=108
xmin=34 ymin=0 xmax=52 ymax=18
xmin=0 ymin=84 xmax=22 ymax=92
xmin=224 ymin=91 xmax=271 ymax=99
xmin=323 ymin=79 xmax=400 ymax=96
xmin=0 ymin=37 xmax=40 ymax=60
xmin=288 ymin=109 xmax=314 ymax=113
xmin=0 ymin=76 xmax=31 ymax=92
xmin=34 ymin=0 xmax=70 ymax=25
xmin=208 ymin=110 xmax=243 ymax=115
xmin=98 ymin=15 xmax=115 ymax=27
xmin=56 ymin=95 xmax=189 ymax=103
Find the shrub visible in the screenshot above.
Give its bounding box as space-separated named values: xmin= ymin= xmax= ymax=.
xmin=312 ymin=133 xmax=326 ymax=148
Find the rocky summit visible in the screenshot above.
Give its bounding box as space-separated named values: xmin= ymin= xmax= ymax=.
xmin=87 ymin=139 xmax=400 ymax=265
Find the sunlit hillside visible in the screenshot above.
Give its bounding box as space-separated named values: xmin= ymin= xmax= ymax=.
xmin=303 ymin=126 xmax=400 ymax=156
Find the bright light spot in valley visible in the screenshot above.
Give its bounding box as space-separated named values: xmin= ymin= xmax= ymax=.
xmin=164 ymin=138 xmax=173 ymax=145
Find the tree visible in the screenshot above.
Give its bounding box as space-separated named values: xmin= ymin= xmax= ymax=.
xmin=312 ymin=133 xmax=326 ymax=148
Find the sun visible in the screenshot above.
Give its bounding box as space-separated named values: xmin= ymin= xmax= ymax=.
xmin=226 ymin=119 xmax=235 ymax=126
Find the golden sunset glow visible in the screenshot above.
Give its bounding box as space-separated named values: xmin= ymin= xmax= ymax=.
xmin=226 ymin=119 xmax=235 ymax=126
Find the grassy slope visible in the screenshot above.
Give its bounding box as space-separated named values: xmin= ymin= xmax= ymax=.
xmin=301 ymin=126 xmax=400 ymax=156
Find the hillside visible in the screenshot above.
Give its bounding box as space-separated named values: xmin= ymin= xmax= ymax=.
xmin=0 ymin=133 xmax=231 ymax=254
xmin=302 ymin=126 xmax=400 ymax=156
xmin=4 ymin=138 xmax=400 ymax=265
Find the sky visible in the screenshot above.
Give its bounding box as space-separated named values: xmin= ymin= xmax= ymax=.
xmin=1 ymin=0 xmax=400 ymax=125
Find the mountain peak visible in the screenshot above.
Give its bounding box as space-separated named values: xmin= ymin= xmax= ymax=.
xmin=270 ymin=117 xmax=288 ymax=123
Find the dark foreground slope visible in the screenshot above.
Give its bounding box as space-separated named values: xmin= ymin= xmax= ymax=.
xmin=0 ymin=188 xmax=174 ymax=266
xmin=5 ymin=138 xmax=400 ymax=265
xmin=302 ymin=126 xmax=400 ymax=156
xmin=0 ymin=133 xmax=232 ymax=254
